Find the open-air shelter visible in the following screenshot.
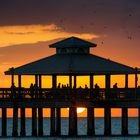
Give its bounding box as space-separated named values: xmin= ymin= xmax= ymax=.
xmin=4 ymin=36 xmax=140 ymax=137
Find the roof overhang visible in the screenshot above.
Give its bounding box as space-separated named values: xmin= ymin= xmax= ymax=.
xmin=5 ymin=54 xmax=139 ymax=76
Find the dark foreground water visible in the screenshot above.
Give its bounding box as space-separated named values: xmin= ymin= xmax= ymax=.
xmin=1 ymin=118 xmax=140 ymax=140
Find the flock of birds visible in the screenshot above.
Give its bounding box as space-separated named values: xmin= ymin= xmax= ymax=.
xmin=56 ymin=5 xmax=139 ymax=45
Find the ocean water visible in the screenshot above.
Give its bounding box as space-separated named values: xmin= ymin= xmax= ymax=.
xmin=1 ymin=118 xmax=140 ymax=140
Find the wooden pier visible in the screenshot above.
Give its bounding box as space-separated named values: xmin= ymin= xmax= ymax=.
xmin=2 ymin=36 xmax=140 ymax=137
xmin=0 ymin=87 xmax=139 ymax=137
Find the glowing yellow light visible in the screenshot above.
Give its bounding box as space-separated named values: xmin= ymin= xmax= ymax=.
xmin=67 ymin=107 xmax=85 ymax=114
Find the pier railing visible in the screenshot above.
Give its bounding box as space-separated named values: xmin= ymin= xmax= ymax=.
xmin=0 ymin=87 xmax=139 ymax=101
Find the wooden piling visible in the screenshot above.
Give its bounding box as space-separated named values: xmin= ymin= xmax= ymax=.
xmin=2 ymin=108 xmax=7 ymax=136
xmin=69 ymin=107 xmax=77 ymax=136
xmin=87 ymin=107 xmax=95 ymax=136
xmin=50 ymin=108 xmax=56 ymax=136
xmin=12 ymin=107 xmax=18 ymax=137
xmin=56 ymin=108 xmax=61 ymax=136
xmin=20 ymin=108 xmax=26 ymax=136
xmin=32 ymin=107 xmax=37 ymax=136
xmin=139 ymin=108 xmax=140 ymax=135
xmin=104 ymin=107 xmax=111 ymax=136
xmin=38 ymin=107 xmax=43 ymax=136
xmin=122 ymin=108 xmax=128 ymax=135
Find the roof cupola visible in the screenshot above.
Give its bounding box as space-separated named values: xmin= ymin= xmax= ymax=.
xmin=49 ymin=36 xmax=97 ymax=54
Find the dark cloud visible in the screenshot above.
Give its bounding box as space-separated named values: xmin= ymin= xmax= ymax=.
xmin=0 ymin=0 xmax=140 ymax=29
xmin=0 ymin=0 xmax=140 ymax=42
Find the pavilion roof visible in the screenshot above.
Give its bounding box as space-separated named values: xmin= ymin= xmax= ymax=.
xmin=49 ymin=36 xmax=97 ymax=48
xmin=5 ymin=54 xmax=137 ymax=75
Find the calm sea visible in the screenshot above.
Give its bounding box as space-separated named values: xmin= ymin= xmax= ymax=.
xmin=1 ymin=118 xmax=140 ymax=140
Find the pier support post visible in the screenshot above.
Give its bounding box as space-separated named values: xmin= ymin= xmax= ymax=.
xmin=38 ymin=107 xmax=43 ymax=136
xmin=104 ymin=107 xmax=111 ymax=136
xmin=12 ymin=107 xmax=18 ymax=137
xmin=32 ymin=107 xmax=37 ymax=136
xmin=2 ymin=108 xmax=7 ymax=136
xmin=74 ymin=75 xmax=76 ymax=88
xmin=50 ymin=108 xmax=56 ymax=136
xmin=105 ymin=74 xmax=110 ymax=99
xmin=38 ymin=75 xmax=43 ymax=136
xmin=87 ymin=107 xmax=95 ymax=136
xmin=56 ymin=108 xmax=61 ymax=136
xmin=11 ymin=67 xmax=15 ymax=86
xmin=122 ymin=108 xmax=128 ymax=135
xmin=20 ymin=108 xmax=26 ymax=136
xmin=139 ymin=108 xmax=140 ymax=135
xmin=69 ymin=107 xmax=77 ymax=136
xmin=69 ymin=75 xmax=72 ymax=88
xmin=90 ymin=74 xmax=94 ymax=98
xmin=138 ymin=108 xmax=140 ymax=135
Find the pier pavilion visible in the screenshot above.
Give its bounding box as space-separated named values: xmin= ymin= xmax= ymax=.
xmin=1 ymin=36 xmax=140 ymax=137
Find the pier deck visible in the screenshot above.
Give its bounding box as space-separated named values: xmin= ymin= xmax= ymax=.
xmin=0 ymin=88 xmax=140 ymax=108
xmin=0 ymin=88 xmax=139 ymax=137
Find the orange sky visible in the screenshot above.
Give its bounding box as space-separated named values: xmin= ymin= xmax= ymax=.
xmin=0 ymin=24 xmax=140 ymax=117
xmin=0 ymin=108 xmax=138 ymax=118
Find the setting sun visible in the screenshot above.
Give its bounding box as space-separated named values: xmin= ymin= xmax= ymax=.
xmin=77 ymin=108 xmax=85 ymax=114
xmin=67 ymin=108 xmax=85 ymax=114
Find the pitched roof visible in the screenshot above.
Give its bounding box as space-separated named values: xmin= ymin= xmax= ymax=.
xmin=5 ymin=54 xmax=137 ymax=75
xmin=49 ymin=36 xmax=97 ymax=48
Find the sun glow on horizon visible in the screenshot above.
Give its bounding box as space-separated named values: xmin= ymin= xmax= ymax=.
xmin=77 ymin=108 xmax=86 ymax=114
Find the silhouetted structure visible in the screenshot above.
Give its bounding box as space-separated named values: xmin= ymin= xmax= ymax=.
xmin=0 ymin=36 xmax=139 ymax=137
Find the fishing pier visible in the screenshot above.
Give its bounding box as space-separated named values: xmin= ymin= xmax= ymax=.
xmin=1 ymin=37 xmax=140 ymax=137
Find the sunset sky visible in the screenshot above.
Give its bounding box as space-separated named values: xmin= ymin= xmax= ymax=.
xmin=0 ymin=0 xmax=140 ymax=117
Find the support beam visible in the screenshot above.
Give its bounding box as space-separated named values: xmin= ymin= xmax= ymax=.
xmin=12 ymin=107 xmax=18 ymax=137
xmin=52 ymin=75 xmax=57 ymax=99
xmin=32 ymin=107 xmax=37 ymax=136
xmin=74 ymin=75 xmax=76 ymax=89
xmin=52 ymin=75 xmax=57 ymax=88
xmin=104 ymin=74 xmax=111 ymax=135
xmin=87 ymin=107 xmax=95 ymax=136
xmin=1 ymin=108 xmax=7 ymax=136
xmin=135 ymin=72 xmax=138 ymax=99
xmin=50 ymin=108 xmax=56 ymax=136
xmin=18 ymin=75 xmax=22 ymax=97
xmin=56 ymin=108 xmax=61 ymax=136
xmin=39 ymin=75 xmax=42 ymax=98
xmin=69 ymin=75 xmax=72 ymax=88
xmin=39 ymin=75 xmax=42 ymax=88
xmin=90 ymin=74 xmax=94 ymax=98
xmin=11 ymin=67 xmax=15 ymax=86
xmin=139 ymin=108 xmax=140 ymax=135
xmin=20 ymin=108 xmax=26 ymax=136
xmin=104 ymin=107 xmax=111 ymax=136
xmin=125 ymin=74 xmax=128 ymax=88
xmin=11 ymin=68 xmax=15 ymax=98
xmin=122 ymin=108 xmax=128 ymax=135
xmin=38 ymin=74 xmax=43 ymax=136
xmin=35 ymin=75 xmax=38 ymax=85
xmin=69 ymin=107 xmax=77 ymax=136
xmin=35 ymin=75 xmax=38 ymax=98
xmin=18 ymin=75 xmax=21 ymax=89
xmin=90 ymin=75 xmax=93 ymax=89
xmin=135 ymin=68 xmax=138 ymax=89
xmin=105 ymin=74 xmax=110 ymax=99
xmin=50 ymin=75 xmax=57 ymax=136
xmin=38 ymin=108 xmax=43 ymax=136
xmin=125 ymin=74 xmax=129 ymax=99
